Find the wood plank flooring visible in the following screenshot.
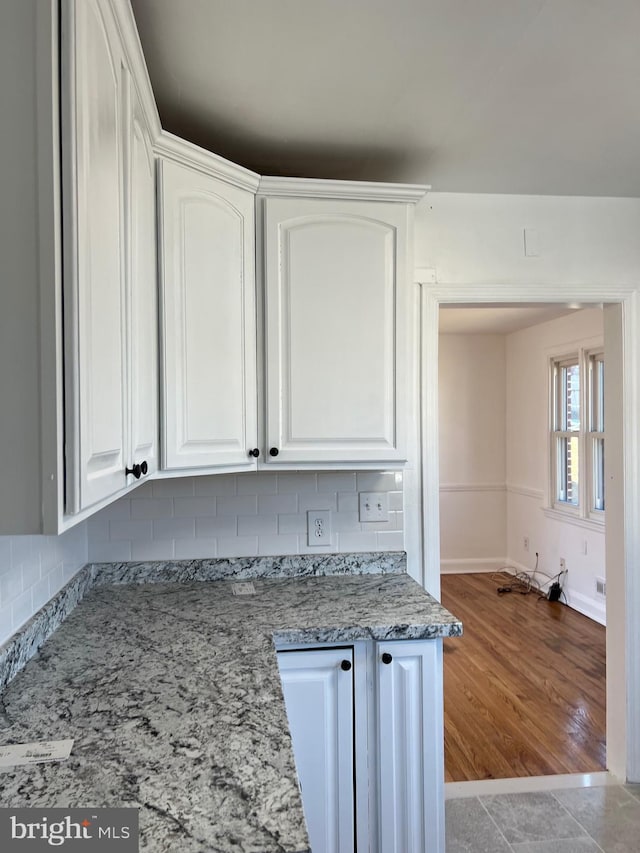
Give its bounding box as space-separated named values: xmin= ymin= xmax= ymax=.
xmin=440 ymin=573 xmax=606 ymax=782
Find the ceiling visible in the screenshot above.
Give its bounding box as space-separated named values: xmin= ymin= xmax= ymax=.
xmin=438 ymin=305 xmax=583 ymax=334
xmin=130 ymin=0 xmax=640 ymax=196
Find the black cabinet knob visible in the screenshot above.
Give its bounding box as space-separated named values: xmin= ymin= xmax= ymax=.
xmin=249 ymin=448 xmax=260 ymax=458
xmin=140 ymin=460 xmax=148 ymax=476
xmin=340 ymin=659 xmax=352 ymax=671
xmin=269 ymin=447 xmax=279 ymax=457
xmin=381 ymin=652 xmax=393 ymax=665
xmin=125 ymin=463 xmax=142 ymax=479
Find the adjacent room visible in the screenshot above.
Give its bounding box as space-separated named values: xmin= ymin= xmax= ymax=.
xmin=438 ymin=304 xmax=607 ymax=782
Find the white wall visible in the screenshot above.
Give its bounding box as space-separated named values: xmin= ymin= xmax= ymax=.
xmin=0 ymin=524 xmax=87 ymax=646
xmin=506 ymin=308 xmax=605 ymax=622
xmin=415 ymin=192 xmax=640 ymax=286
xmin=439 ymin=334 xmax=506 ymax=570
xmin=87 ymin=471 xmax=404 ymax=562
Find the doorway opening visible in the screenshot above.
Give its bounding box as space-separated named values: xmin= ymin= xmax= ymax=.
xmin=409 ymin=283 xmax=637 ymax=786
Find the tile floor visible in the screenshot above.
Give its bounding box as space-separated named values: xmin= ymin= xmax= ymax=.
xmin=446 ymin=784 xmax=640 ymax=852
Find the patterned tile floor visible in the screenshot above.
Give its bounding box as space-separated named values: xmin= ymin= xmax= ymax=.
xmin=446 ymin=784 xmax=640 ymax=852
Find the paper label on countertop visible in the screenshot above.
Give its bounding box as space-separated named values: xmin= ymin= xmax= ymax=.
xmin=0 ymin=739 xmax=73 ymax=768
xmin=231 ymin=581 xmax=256 ymax=595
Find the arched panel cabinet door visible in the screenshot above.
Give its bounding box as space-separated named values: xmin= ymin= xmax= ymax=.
xmin=158 ymin=158 xmax=258 ymax=472
xmin=261 ymin=195 xmax=413 ymax=467
xmin=63 ymin=0 xmax=128 ymax=512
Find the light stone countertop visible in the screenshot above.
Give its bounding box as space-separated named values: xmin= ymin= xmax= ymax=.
xmin=0 ymin=571 xmax=461 ymax=853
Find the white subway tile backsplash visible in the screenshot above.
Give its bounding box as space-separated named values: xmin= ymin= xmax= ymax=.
xmin=216 ymin=495 xmax=258 ymax=517
xmin=317 ymin=472 xmax=357 ymax=492
xmin=336 ymin=532 xmax=379 ymax=552
xmin=376 ymin=530 xmax=405 ymax=550
xmin=337 ymin=492 xmax=359 ymax=512
xmin=332 ymin=512 xmax=361 ymax=533
xmin=173 ymin=497 xmax=217 ymax=518
xmin=174 ymin=539 xmax=218 ymax=559
xmin=237 ymin=473 xmax=278 ymax=495
xmin=388 ymin=491 xmax=404 ymax=511
xmin=0 ymin=568 xmax=23 ymax=604
xmin=12 ymin=589 xmax=34 ymax=631
xmin=257 ymin=534 xmax=299 ymax=556
xmin=83 ymin=471 xmax=404 ymax=567
xmin=238 ymin=515 xmax=278 ymax=536
xmin=131 ymin=498 xmax=174 ymax=519
xmin=32 ymin=576 xmax=51 ymax=611
xmin=195 ymin=517 xmax=238 ymax=538
xmin=109 ymin=520 xmax=153 ymax=542
xmin=152 ymin=477 xmax=195 ymax=497
xmin=10 ymin=536 xmax=36 ymax=567
xmin=89 ymin=541 xmax=132 ymax=563
xmin=277 ymin=473 xmax=317 ymax=494
xmin=298 ymin=493 xmax=338 ymax=513
xmin=22 ymin=561 xmax=41 ymax=591
xmin=194 ymin=475 xmax=238 ymax=496
xmin=257 ymin=494 xmax=298 ymax=515
xmin=0 ymin=525 xmax=87 ymax=647
xmin=152 ymin=518 xmax=195 ymax=541
xmin=217 ymin=536 xmax=258 ymax=557
xmin=131 ymin=540 xmax=176 ymax=561
xmin=277 ymin=514 xmax=307 ymax=535
xmin=356 ymin=471 xmax=400 ymax=491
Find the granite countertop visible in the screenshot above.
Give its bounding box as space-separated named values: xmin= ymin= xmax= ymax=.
xmin=0 ymin=569 xmax=461 ymax=853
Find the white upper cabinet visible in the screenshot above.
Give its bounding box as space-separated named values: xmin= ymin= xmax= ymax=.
xmin=63 ymin=0 xmax=128 ymax=511
xmin=62 ymin=0 xmax=160 ymax=517
xmin=127 ymin=73 xmax=158 ymax=480
xmin=157 ymin=147 xmax=259 ymax=472
xmin=258 ymin=182 xmax=425 ymax=468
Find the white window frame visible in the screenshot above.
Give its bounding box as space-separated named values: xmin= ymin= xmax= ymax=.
xmin=587 ymin=349 xmax=605 ymax=519
xmin=547 ymin=344 xmax=605 ymax=529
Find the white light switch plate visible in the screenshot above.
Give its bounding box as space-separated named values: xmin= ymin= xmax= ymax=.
xmin=359 ymin=492 xmax=389 ymax=522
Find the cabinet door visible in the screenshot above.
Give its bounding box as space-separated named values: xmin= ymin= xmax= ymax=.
xmin=126 ymin=75 xmax=158 ymax=478
xmin=377 ymin=640 xmax=444 ymax=853
xmin=278 ymin=648 xmax=355 ymax=853
xmin=262 ymin=197 xmax=409 ymax=465
xmin=63 ymin=0 xmax=128 ymax=512
xmin=158 ymin=160 xmax=257 ymax=471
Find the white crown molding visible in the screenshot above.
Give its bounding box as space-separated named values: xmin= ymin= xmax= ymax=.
xmin=506 ymin=483 xmax=545 ymax=500
xmin=154 ymin=131 xmax=261 ymax=193
xmin=440 ymin=482 xmax=506 ymax=493
xmin=109 ymin=0 xmax=161 ymax=139
xmin=258 ymin=176 xmax=429 ymax=204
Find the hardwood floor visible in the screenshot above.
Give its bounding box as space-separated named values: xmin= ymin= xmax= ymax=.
xmin=440 ymin=572 xmax=606 ymax=782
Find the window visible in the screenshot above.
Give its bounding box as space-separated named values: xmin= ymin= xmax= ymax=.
xmin=550 ymin=349 xmax=604 ymax=520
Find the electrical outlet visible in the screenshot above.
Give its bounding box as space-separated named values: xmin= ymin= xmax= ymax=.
xmin=523 ymin=536 xmax=530 ymax=552
xmin=596 ymin=577 xmax=606 ymax=597
xmin=307 ymin=510 xmax=331 ymax=546
xmin=359 ymin=492 xmax=389 ymax=522
xmin=560 ymin=558 xmax=566 ymax=572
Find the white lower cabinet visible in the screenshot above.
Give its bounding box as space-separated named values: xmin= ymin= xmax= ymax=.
xmin=277 ymin=639 xmax=444 ymax=853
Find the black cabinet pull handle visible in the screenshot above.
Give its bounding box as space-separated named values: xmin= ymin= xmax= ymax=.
xmin=249 ymin=448 xmax=260 ymax=458
xmin=125 ymin=463 xmax=142 ymax=479
xmin=269 ymin=447 xmax=279 ymax=457
xmin=340 ymin=660 xmax=352 ymax=671
xmin=140 ymin=460 xmax=148 ymax=476
xmin=381 ymin=652 xmax=393 ymax=665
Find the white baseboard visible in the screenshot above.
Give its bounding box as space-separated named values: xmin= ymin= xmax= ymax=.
xmin=441 ymin=558 xmax=607 ymax=626
xmin=440 ymin=557 xmax=509 ymax=574
xmin=564 ymin=589 xmax=606 ymax=626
